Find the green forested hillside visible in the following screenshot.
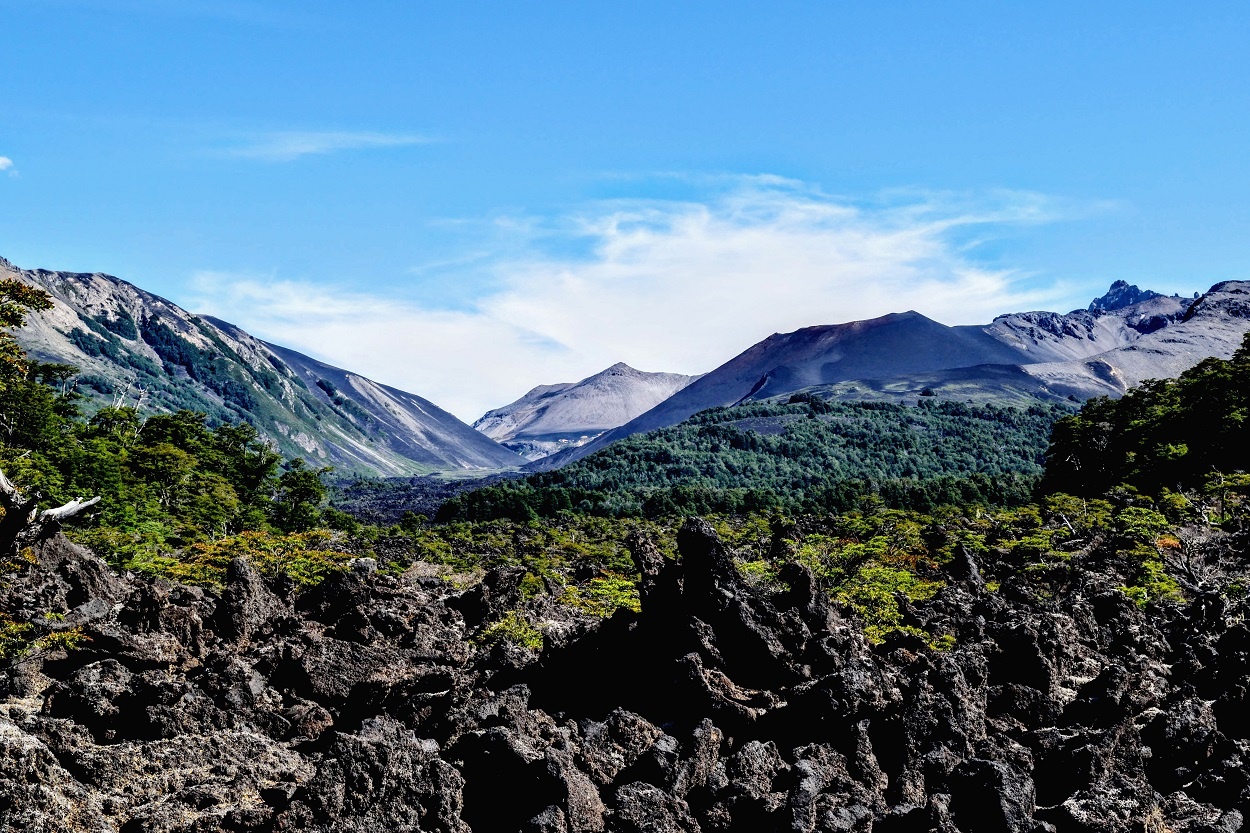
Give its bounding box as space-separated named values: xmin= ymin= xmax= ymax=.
xmin=1044 ymin=333 xmax=1250 ymax=496
xmin=4 ymin=261 xmax=522 ymax=475
xmin=1 ymin=278 xmax=339 ymax=578
xmin=439 ymin=396 xmax=1069 ymax=520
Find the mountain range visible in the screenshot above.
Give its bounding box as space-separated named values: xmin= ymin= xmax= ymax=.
xmin=8 ymin=253 xmax=1250 ymax=478
xmin=472 ymin=363 xmax=698 ymax=461
xmin=529 ymin=279 xmax=1250 ymax=470
xmin=2 ymin=257 xmax=523 ymax=476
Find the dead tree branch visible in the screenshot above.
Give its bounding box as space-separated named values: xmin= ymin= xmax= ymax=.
xmin=0 ymin=468 xmax=100 ymax=559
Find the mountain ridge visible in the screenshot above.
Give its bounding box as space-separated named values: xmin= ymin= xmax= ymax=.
xmin=531 ymin=281 xmax=1250 ymax=471
xmin=3 ymin=257 xmax=522 ymax=476
xmin=12 ymin=254 xmax=1247 ymax=479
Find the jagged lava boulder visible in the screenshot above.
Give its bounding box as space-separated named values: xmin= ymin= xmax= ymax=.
xmin=2 ymin=524 xmax=1249 ymax=831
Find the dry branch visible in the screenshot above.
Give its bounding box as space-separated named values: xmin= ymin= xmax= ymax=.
xmin=0 ymin=467 xmax=100 ymax=557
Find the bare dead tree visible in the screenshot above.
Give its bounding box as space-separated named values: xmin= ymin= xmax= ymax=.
xmin=131 ymin=385 xmax=149 ymax=429
xmin=110 ymin=381 xmax=132 ymax=410
xmin=0 ymin=468 xmax=99 ymax=559
xmin=1163 ymin=524 xmax=1236 ymax=594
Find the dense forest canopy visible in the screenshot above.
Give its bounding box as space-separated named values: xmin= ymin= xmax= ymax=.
xmin=0 ymin=278 xmax=334 ymax=573
xmin=438 ymin=396 xmax=1068 ymax=521
xmin=1043 ymin=332 xmax=1250 ymax=497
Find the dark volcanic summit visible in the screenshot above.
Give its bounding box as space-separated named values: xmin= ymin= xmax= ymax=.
xmin=530 ymin=310 xmax=1033 ymax=472
xmin=1087 ymin=279 xmax=1169 ymax=312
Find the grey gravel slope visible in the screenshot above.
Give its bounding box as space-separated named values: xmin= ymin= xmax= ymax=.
xmin=473 ymin=363 xmax=698 ymax=461
xmin=1019 ymin=281 xmax=1250 ymax=399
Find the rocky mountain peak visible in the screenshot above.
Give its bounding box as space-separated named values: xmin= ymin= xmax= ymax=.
xmin=1088 ymin=280 xmax=1165 ymax=312
xmin=474 ymin=362 xmax=700 ymax=461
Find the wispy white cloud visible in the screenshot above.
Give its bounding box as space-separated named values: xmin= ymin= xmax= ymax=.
xmin=220 ymin=131 xmax=434 ymax=162
xmin=0 ymin=156 xmax=13 ymax=174
xmin=188 ymin=179 xmax=1082 ymax=422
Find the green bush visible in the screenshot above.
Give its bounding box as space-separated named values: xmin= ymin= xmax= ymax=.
xmin=477 ymin=611 xmax=544 ymax=651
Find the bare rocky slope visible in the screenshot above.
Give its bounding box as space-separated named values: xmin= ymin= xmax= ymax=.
xmin=2 ymin=519 xmax=1248 ymax=831
xmin=474 ymin=364 xmax=699 ymax=461
xmin=1016 ymin=283 xmax=1250 ymax=400
xmin=532 ymin=282 xmax=1248 ymax=472
xmin=2 ymin=257 xmax=522 ymax=476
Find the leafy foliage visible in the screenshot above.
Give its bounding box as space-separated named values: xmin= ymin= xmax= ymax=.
xmin=0 ymin=279 xmax=53 ymax=387
xmin=0 ymin=613 xmax=88 ymax=662
xmin=561 ymin=573 xmax=642 ymax=617
xmin=477 ymin=610 xmax=544 ymax=651
xmin=0 ymin=325 xmax=334 ymax=573
xmin=125 ymin=529 xmax=353 ymax=588
xmin=1043 ymin=333 xmax=1250 ymax=496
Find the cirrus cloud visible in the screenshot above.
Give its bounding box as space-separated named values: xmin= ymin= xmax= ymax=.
xmin=188 ymin=179 xmax=1083 ymax=422
xmin=220 ymin=130 xmax=435 ymax=162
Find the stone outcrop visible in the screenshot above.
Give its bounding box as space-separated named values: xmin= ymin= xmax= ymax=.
xmin=1087 ymin=280 xmax=1171 ymax=312
xmin=3 ymin=521 xmax=1250 ymax=831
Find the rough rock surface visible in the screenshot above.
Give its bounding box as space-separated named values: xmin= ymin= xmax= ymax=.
xmin=1088 ymin=280 xmax=1173 ymax=312
xmin=3 ymin=524 xmax=1250 ymax=831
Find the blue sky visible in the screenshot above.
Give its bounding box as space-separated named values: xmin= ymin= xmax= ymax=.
xmin=3 ymin=1 xmax=1250 ymax=419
